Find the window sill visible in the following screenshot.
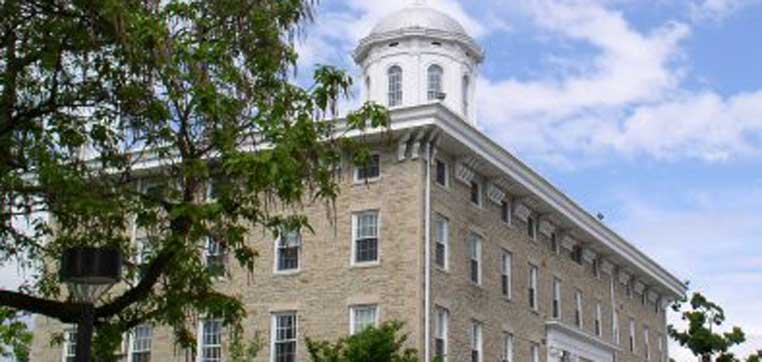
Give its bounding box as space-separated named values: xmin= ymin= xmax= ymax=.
xmin=435 ymin=266 xmax=449 ymax=274
xmin=273 ymin=269 xmax=301 ymax=276
xmin=350 ymin=261 xmax=381 ymax=269
xmin=502 ymin=296 xmax=513 ymax=303
xmin=353 ymin=176 xmax=382 ymax=186
xmin=529 ymin=308 xmax=541 ymax=317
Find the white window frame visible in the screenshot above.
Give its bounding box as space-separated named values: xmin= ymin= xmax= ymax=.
xmin=575 ymin=290 xmax=584 ymax=328
xmin=351 ymin=210 xmax=381 ymax=266
xmin=198 ymin=318 xmax=223 ymax=362
xmin=205 ymin=235 xmax=227 ymax=278
xmin=595 ymin=302 xmax=602 ymax=337
xmin=133 ymin=236 xmax=151 ymax=283
xmin=629 ymin=318 xmax=637 ymax=354
xmin=129 ymin=324 xmax=152 ymax=362
xmin=62 ymin=327 xmax=77 ymax=362
xmin=462 ymin=75 xmax=470 ymax=117
xmin=427 ymin=64 xmax=444 ymax=101
xmin=501 ymin=199 xmax=512 ymax=226
xmin=434 ymin=307 xmax=449 ymax=361
xmin=527 ymin=215 xmax=537 ymax=241
xmin=470 ymin=320 xmax=482 ymax=362
xmin=501 ymin=251 xmax=513 ymax=300
xmin=551 ymin=232 xmax=560 ymax=254
xmin=353 ymin=153 xmax=381 ymax=183
xmin=470 ymin=180 xmax=482 ymax=207
xmin=468 ymin=231 xmax=482 ymax=285
xmin=644 ymin=327 xmax=651 ymax=360
xmin=552 ymin=278 xmax=562 ymax=319
xmin=435 ymin=158 xmax=449 ymax=187
xmin=434 ymin=215 xmax=449 ymax=270
xmin=349 ymin=304 xmax=379 ymax=335
xmin=274 ymin=228 xmax=301 ymax=273
xmin=387 ymin=66 xmax=403 ymax=107
xmin=529 ymin=264 xmax=538 ymax=311
xmin=502 ymin=332 xmax=514 ymax=362
xmin=271 ymin=312 xmax=298 ymax=362
xmin=531 ymin=342 xmax=540 ymax=362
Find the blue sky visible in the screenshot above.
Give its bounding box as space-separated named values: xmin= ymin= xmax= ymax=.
xmin=1 ymin=0 xmax=759 ymax=360
xmin=295 ymin=0 xmax=762 ymax=359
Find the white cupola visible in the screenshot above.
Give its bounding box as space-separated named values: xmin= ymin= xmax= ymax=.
xmin=353 ymin=3 xmax=484 ymax=125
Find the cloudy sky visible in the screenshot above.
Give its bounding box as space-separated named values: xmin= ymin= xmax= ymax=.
xmin=2 ymin=0 xmax=760 ymax=360
xmin=295 ymin=0 xmax=762 ymax=359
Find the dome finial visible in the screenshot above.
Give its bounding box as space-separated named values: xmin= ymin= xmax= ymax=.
xmin=412 ymin=0 xmax=427 ymax=7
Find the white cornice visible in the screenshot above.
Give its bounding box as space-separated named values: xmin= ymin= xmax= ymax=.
xmin=358 ymin=104 xmax=686 ymax=298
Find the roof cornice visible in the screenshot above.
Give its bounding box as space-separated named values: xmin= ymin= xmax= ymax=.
xmin=339 ymin=103 xmax=687 ymax=298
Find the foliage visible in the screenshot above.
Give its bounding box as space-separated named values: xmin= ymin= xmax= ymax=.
xmin=0 ymin=0 xmax=387 ymax=359
xmin=0 ymin=308 xmax=32 ymax=362
xmin=306 ymin=321 xmax=418 ymax=362
xmin=669 ymin=292 xmax=755 ymax=362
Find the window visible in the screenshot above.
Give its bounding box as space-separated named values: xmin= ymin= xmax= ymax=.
xmin=629 ymin=318 xmax=636 ymax=353
xmin=626 ymin=281 xmax=633 ymax=299
xmin=272 ymin=313 xmax=297 ymax=362
xmin=572 ymin=245 xmax=583 ymax=264
xmin=528 ymin=264 xmax=538 ymax=310
xmin=427 ymin=65 xmax=444 ymax=100
xmin=527 ymin=216 xmax=537 ymax=240
xmin=552 ymin=278 xmax=562 ymax=319
xmin=434 ymin=215 xmax=449 ymax=270
xmin=501 ymin=251 xmax=512 ymax=299
xmin=201 ymin=319 xmax=223 ymax=362
xmin=462 ymin=75 xmax=470 ymax=117
xmin=595 ymin=302 xmax=602 ymax=337
xmin=531 ymin=343 xmax=540 ymax=362
xmin=575 ymin=290 xmax=583 ymax=328
xmin=613 ymin=309 xmax=621 ymax=345
xmin=641 ymin=291 xmax=647 ymax=305
xmin=658 ymin=334 xmax=664 ymax=362
xmin=470 ymin=180 xmax=481 ymax=206
xmin=644 ymin=327 xmax=651 ymax=360
xmin=501 ymin=199 xmax=511 ymax=225
xmin=593 ymin=259 xmax=601 ymax=279
xmin=502 ymin=333 xmax=514 ymax=362
xmin=350 ymin=305 xmax=378 ymax=334
xmin=468 ymin=232 xmax=482 ymax=284
xmin=131 ymin=324 xmax=152 ymax=362
xmin=205 ymin=236 xmax=226 ymax=278
xmin=355 ymin=154 xmax=380 ymax=182
xmin=353 ymin=211 xmax=379 ymax=264
xmin=276 ymin=229 xmax=301 ymax=272
xmin=470 ymin=321 xmax=482 ymax=362
xmin=435 ymin=159 xmax=448 ymax=187
xmin=134 ymin=237 xmax=152 ymax=282
xmin=434 ymin=307 xmax=448 ymax=361
xmin=551 ymin=233 xmax=560 ymax=254
xmin=387 ymin=66 xmax=403 ymax=107
xmin=63 ymin=327 xmax=77 ymax=362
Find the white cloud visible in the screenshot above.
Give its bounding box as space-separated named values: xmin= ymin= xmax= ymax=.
xmin=691 ymin=0 xmax=762 ymax=20
xmin=476 ymin=0 xmax=762 ymax=164
xmin=609 ymin=187 xmax=762 ymax=359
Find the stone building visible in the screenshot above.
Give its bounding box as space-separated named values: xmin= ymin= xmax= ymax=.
xmin=30 ymin=3 xmax=686 ymax=362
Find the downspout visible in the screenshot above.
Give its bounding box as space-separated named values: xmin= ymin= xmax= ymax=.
xmin=424 ymin=141 xmax=432 ymax=362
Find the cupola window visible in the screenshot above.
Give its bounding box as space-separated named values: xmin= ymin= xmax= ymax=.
xmin=387 ymin=66 xmax=403 ymax=107
xmin=427 ymin=65 xmax=444 ymax=101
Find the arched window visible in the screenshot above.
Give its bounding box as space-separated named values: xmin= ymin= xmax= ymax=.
xmin=387 ymin=66 xmax=403 ymax=107
xmin=462 ymin=75 xmax=470 ymax=117
xmin=427 ymin=65 xmax=444 ymax=101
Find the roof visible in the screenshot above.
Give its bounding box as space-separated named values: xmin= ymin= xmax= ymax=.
xmin=370 ymin=6 xmax=468 ymax=37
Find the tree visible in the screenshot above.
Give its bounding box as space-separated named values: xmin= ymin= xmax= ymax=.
xmin=306 ymin=321 xmax=418 ymax=362
xmin=669 ymin=292 xmax=755 ymax=362
xmin=0 ymin=308 xmax=32 ymax=362
xmin=1 ymin=0 xmax=386 ymax=359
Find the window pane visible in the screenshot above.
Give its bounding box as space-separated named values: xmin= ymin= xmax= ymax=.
xmin=388 ymin=66 xmax=403 ymax=107
xmin=435 ymin=160 xmax=447 ymax=186
xmin=352 ymin=306 xmax=377 ymax=333
xmin=427 ymin=65 xmax=443 ymax=100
